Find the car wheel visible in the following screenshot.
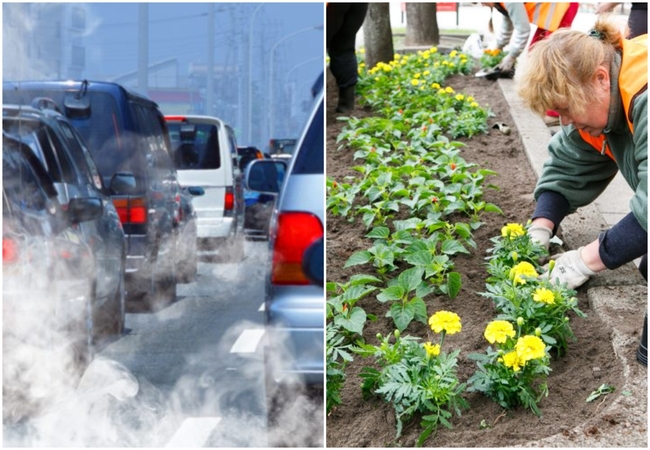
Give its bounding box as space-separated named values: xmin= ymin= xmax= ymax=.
xmin=106 ymin=264 xmax=126 ymax=336
xmin=178 ymin=239 xmax=198 ymax=283
xmin=71 ymin=287 xmax=96 ymax=377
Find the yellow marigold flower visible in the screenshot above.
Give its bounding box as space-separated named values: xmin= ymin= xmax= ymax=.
xmin=467 ymin=96 xmax=475 ymax=102
xmin=431 ymin=82 xmax=440 ymax=89
xmin=533 ymin=287 xmax=556 ymax=305
xmin=375 ymin=77 xmax=380 ymax=81
xmin=470 ymin=102 xmax=479 ymax=108
xmin=434 ymin=61 xmax=440 ymax=67
xmin=455 ymin=94 xmax=465 ymax=101
xmin=449 ymin=62 xmax=455 ymax=68
xmin=509 ymin=261 xmax=539 ymax=285
xmin=442 ymin=60 xmax=449 ymax=66
xmin=501 ymin=223 xmax=525 ymax=239
xmin=411 ymin=79 xmax=420 ymax=86
xmin=449 ymin=50 xmax=457 ymax=58
xmin=359 ymin=62 xmax=365 ymax=68
xmin=423 ymin=342 xmax=441 ymax=357
xmin=423 ymin=70 xmax=430 ymax=76
xmin=382 ymin=65 xmax=392 ymax=72
xmin=515 ymin=335 xmax=546 ymax=362
xmin=420 ymin=86 xmax=425 ymax=90
xmin=423 ymin=50 xmax=431 ymax=58
xmin=445 ymin=86 xmax=454 ymax=94
xmin=394 ymin=53 xmax=401 ymax=60
xmin=502 ymin=351 xmax=523 ymax=372
xmin=438 ymin=88 xmax=446 ymax=95
xmin=414 ymin=72 xmax=421 ymax=79
xmin=484 ymin=320 xmax=516 ymax=344
xmin=430 ymin=46 xmax=438 ymax=53
xmin=428 ymin=310 xmax=462 ymax=335
xmin=359 ymin=48 xmax=366 ymax=54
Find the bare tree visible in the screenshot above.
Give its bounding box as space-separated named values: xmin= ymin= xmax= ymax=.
xmin=362 ymin=3 xmax=394 ymax=70
xmin=404 ymin=3 xmax=439 ymax=46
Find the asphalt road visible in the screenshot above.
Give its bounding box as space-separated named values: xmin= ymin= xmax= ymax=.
xmin=3 ymin=241 xmax=284 ymax=447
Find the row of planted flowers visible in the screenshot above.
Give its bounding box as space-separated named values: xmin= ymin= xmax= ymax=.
xmin=326 ymin=47 xmax=586 ymax=446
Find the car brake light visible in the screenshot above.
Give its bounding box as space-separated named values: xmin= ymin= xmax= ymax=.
xmin=272 ymin=212 xmax=323 ymax=285
xmin=225 ymin=187 xmax=234 ymax=211
xmin=112 ymin=197 xmax=147 ymax=224
xmin=3 ymin=237 xmax=18 ymax=264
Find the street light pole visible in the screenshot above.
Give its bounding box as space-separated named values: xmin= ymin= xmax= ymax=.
xmin=247 ymin=3 xmax=265 ymax=144
xmin=268 ymin=25 xmax=323 ymax=139
xmin=283 ymin=56 xmax=322 ymax=87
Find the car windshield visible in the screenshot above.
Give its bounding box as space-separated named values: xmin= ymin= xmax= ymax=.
xmin=167 ymin=122 xmax=221 ymax=170
xmin=292 ymin=100 xmax=323 ymax=175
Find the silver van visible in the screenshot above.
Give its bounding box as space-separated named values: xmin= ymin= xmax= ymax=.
xmin=165 ymin=115 xmax=245 ymax=262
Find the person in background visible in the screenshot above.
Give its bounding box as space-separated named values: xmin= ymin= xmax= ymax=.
xmin=326 ymin=2 xmax=368 ymax=113
xmin=483 ymin=2 xmax=579 ymax=125
xmin=596 ymin=2 xmax=648 ymax=39
xmin=516 ymin=16 xmax=648 ymax=366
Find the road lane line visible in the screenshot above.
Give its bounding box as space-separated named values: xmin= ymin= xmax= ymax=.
xmin=165 ymin=417 xmax=221 ymax=447
xmin=229 ymin=329 xmax=265 ymax=353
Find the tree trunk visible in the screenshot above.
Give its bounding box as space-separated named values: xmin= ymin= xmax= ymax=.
xmin=362 ymin=3 xmax=394 ymax=70
xmin=404 ymin=3 xmax=439 ymax=46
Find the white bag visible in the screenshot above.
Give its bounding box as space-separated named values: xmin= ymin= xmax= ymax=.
xmin=462 ymin=33 xmax=484 ymax=59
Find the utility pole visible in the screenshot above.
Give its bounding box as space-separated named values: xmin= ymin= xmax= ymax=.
xmin=207 ymin=4 xmax=215 ymax=116
xmin=138 ymin=4 xmax=148 ymax=93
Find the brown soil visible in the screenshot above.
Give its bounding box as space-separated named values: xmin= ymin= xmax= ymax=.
xmin=325 ymin=69 xmax=627 ymax=447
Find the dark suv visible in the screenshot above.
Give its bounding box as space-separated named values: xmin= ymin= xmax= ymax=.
xmin=4 ymin=81 xmax=182 ymax=308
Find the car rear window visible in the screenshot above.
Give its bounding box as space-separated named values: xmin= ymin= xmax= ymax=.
xmin=291 ymin=100 xmax=323 ymax=175
xmin=3 ymin=88 xmax=125 ymax=177
xmin=167 ymin=122 xmax=221 ymax=170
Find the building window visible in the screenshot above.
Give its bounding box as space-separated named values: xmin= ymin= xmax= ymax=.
xmin=71 ymin=7 xmax=85 ymax=30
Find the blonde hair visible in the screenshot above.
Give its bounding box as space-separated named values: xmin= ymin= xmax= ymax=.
xmin=516 ymin=16 xmax=623 ymax=117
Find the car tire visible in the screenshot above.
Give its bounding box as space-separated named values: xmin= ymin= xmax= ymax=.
xmin=178 ymin=242 xmax=198 ymax=283
xmin=107 ymin=265 xmax=126 ymax=336
xmin=71 ymin=286 xmax=96 ymax=377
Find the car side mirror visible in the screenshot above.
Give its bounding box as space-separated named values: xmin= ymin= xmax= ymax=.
xmin=186 ymin=186 xmax=205 ymax=197
xmin=109 ymin=172 xmax=137 ymax=195
xmin=67 ymin=197 xmax=103 ymax=224
xmin=302 ymin=237 xmax=324 ymax=287
xmin=245 ymin=159 xmax=287 ymax=194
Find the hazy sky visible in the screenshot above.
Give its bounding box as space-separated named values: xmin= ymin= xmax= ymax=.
xmin=83 ymin=2 xmax=324 ymax=81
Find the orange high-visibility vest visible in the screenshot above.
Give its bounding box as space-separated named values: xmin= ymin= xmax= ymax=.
xmin=524 ymin=3 xmax=571 ymax=32
xmin=497 ymin=3 xmax=571 ymax=31
xmin=578 ymin=34 xmax=648 ymax=161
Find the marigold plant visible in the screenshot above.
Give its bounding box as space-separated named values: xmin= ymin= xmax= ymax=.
xmin=468 ymin=321 xmax=551 ymax=416
xmin=355 ymin=319 xmax=468 ymax=446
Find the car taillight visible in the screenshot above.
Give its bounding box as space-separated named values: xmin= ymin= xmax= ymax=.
xmin=225 ymin=187 xmax=234 ymax=211
xmin=3 ymin=237 xmax=18 ymax=264
xmin=112 ymin=197 xmax=147 ymax=224
xmin=272 ymin=212 xmax=323 ymax=285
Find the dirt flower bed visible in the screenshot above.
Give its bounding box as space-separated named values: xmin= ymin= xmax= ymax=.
xmin=325 ymin=68 xmax=627 ymax=447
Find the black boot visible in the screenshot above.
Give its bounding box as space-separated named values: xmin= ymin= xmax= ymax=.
xmin=336 ymin=85 xmax=355 ymax=113
xmin=637 ymin=314 xmax=647 ymax=367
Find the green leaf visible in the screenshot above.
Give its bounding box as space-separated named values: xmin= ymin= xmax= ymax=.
xmin=398 ymin=267 xmax=425 ymax=292
xmin=377 ymin=285 xmax=405 ymax=302
xmin=441 ymin=239 xmax=469 ymax=255
xmin=446 ymin=272 xmax=462 ymax=299
xmin=390 ymin=302 xmax=415 ymax=332
xmin=344 ymin=250 xmax=372 ymax=268
xmin=410 ymin=297 xmax=428 ymax=324
xmin=484 ymin=203 xmax=503 ymax=214
xmin=366 ymin=226 xmax=390 ymax=239
xmin=348 ymin=274 xmax=383 ymax=285
xmin=334 ymin=307 xmax=367 ymax=335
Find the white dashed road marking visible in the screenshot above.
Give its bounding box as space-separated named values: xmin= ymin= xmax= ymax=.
xmin=229 ymin=329 xmax=265 ymax=353
xmin=165 ymin=417 xmax=221 ymax=447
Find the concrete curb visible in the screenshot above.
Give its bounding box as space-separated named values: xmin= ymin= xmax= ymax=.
xmin=497 ymin=78 xmax=647 ymax=448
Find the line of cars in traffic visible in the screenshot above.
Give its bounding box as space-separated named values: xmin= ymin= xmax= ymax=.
xmin=1 ymin=80 xmax=248 ymax=422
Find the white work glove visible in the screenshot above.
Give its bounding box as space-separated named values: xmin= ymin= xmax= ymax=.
xmin=540 ymin=247 xmax=595 ymax=290
xmin=495 ymin=54 xmax=516 ymax=72
xmin=528 ymin=225 xmax=553 ymax=250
